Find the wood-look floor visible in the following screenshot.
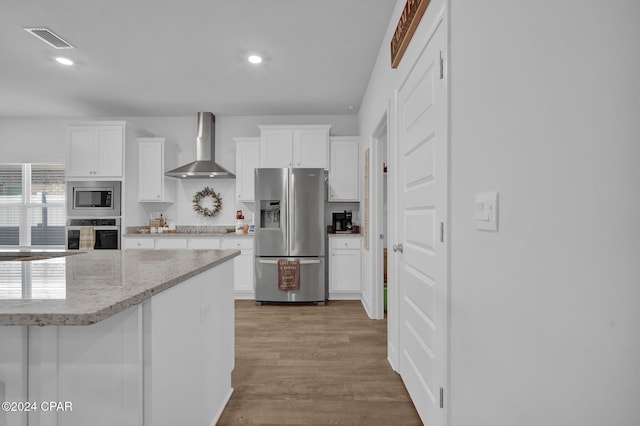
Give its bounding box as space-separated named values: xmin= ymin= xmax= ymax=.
xmin=217 ymin=300 xmax=422 ymax=425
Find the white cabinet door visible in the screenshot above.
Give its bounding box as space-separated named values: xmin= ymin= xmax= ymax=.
xmin=221 ymin=239 xmax=254 ymax=295
xmin=138 ymin=138 xmax=175 ymax=202
xmin=220 ymin=238 xmax=253 ymax=251
xmin=139 ymin=140 xmax=163 ymax=201
xmin=329 ymin=237 xmax=362 ymax=298
xmin=235 ymin=137 xmax=260 ymax=202
xmin=51 ymin=306 xmax=142 ymax=426
xmin=188 ymin=238 xmax=221 ymax=249
xmin=259 ymin=125 xmax=331 ymax=169
xmin=123 ymin=238 xmax=155 ymax=249
xmin=293 ymin=128 xmax=328 ymax=169
xmin=67 ymin=127 xmax=95 ymax=177
xmin=67 ymin=124 xmax=124 ymax=178
xmin=234 ymin=251 xmax=254 ymax=293
xmin=155 ymin=238 xmax=187 ymax=249
xmin=94 ymin=126 xmax=124 ymax=177
xmin=0 ymin=327 xmax=28 ymax=424
xmin=260 ymin=129 xmax=293 ymax=167
xmin=329 ymin=137 xmax=359 ymax=202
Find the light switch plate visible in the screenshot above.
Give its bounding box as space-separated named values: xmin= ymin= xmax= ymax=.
xmin=475 ymin=191 xmax=499 ymax=231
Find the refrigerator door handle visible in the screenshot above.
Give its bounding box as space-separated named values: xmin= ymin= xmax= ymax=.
xmin=282 ymin=169 xmax=289 ymax=253
xmin=258 ymin=259 xmax=321 ymax=265
xmin=288 ymin=170 xmax=295 ymax=253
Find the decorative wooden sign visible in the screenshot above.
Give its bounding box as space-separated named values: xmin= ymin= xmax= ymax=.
xmin=391 ymin=0 xmax=431 ymax=68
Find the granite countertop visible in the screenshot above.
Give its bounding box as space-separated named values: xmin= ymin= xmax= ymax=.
xmin=125 ymin=225 xmax=253 ymax=238
xmin=327 ymin=233 xmax=362 ymax=238
xmin=0 ymin=249 xmax=239 ymax=326
xmin=125 ymin=231 xmax=253 ymax=238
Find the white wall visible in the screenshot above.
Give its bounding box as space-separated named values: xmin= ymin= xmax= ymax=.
xmin=0 ymin=119 xmax=67 ymax=163
xmin=358 ymin=0 xmax=640 ymax=425
xmin=1 ymin=114 xmax=358 ymax=227
xmin=448 ymin=1 xmax=640 ymax=425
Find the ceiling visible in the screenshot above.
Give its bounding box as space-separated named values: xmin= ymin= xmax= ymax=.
xmin=0 ymin=0 xmax=397 ymax=119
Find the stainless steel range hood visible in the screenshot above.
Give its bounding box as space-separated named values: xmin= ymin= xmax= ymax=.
xmin=165 ymin=112 xmax=235 ymax=179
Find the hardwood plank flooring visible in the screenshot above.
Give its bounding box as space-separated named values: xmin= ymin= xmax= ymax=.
xmin=217 ymin=300 xmax=422 ymax=425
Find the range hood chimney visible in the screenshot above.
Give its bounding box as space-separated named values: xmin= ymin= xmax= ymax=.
xmin=165 ymin=112 xmax=236 ymax=179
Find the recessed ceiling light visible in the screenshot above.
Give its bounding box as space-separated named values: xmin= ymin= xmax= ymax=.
xmin=55 ymin=57 xmax=74 ymax=66
xmin=248 ymin=55 xmax=262 ymax=64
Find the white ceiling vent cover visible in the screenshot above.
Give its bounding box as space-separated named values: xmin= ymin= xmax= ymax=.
xmin=24 ymin=27 xmax=75 ymax=49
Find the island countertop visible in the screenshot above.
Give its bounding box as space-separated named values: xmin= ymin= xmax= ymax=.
xmin=0 ymin=249 xmax=240 ymax=326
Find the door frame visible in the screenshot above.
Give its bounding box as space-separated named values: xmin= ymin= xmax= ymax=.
xmin=369 ymin=111 xmax=389 ymax=321
xmin=385 ymin=93 xmax=401 ymax=371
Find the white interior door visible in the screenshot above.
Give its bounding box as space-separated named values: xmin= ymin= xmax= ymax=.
xmin=396 ymin=17 xmax=447 ymax=425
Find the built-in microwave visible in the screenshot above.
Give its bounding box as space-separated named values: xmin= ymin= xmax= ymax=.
xmin=66 ymin=181 xmax=121 ymax=217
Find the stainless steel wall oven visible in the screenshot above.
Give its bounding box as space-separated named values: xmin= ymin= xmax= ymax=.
xmin=66 ymin=218 xmax=121 ymax=250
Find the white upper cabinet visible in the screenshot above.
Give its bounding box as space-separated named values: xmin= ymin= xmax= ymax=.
xmin=235 ymin=137 xmax=260 ymax=202
xmin=259 ymin=128 xmax=292 ymax=168
xmin=259 ymin=125 xmax=331 ymax=169
xmin=138 ymin=137 xmax=176 ymax=203
xmin=328 ymin=136 xmax=359 ymax=202
xmin=292 ymin=128 xmax=330 ymax=169
xmin=67 ymin=123 xmax=125 ymax=179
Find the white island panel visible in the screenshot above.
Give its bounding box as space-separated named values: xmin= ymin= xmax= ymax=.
xmin=0 ymin=327 xmax=28 ymax=426
xmin=0 ymin=250 xmax=237 ymax=426
xmin=144 ymin=261 xmax=234 ymax=426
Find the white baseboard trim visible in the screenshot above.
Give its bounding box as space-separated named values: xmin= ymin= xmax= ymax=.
xmin=328 ymin=292 xmax=362 ymax=300
xmin=209 ymin=387 xmax=234 ymax=426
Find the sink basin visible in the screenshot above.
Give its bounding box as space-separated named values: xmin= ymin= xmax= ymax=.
xmin=0 ymin=252 xmax=82 ymax=262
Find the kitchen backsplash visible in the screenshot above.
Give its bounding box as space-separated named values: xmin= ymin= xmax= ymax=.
xmin=128 ymin=172 xmax=359 ymax=229
xmin=128 ymin=178 xmax=255 ymax=227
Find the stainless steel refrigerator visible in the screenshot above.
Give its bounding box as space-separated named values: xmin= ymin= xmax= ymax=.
xmin=254 ymin=168 xmax=326 ymax=304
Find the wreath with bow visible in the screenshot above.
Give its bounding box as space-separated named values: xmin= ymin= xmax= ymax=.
xmin=193 ymin=187 xmax=223 ymax=218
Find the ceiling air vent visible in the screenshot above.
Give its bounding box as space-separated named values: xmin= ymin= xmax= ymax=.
xmin=23 ymin=27 xmax=74 ymax=49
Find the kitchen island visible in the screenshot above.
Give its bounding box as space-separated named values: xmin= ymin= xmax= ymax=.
xmin=0 ymin=249 xmax=239 ymax=426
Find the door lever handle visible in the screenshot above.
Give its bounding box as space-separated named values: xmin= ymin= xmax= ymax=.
xmin=392 ymin=244 xmax=404 ymax=253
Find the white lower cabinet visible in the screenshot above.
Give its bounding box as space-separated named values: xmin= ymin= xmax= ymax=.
xmin=123 ymin=237 xmax=155 ymax=249
xmin=155 ymin=238 xmax=188 ymax=249
xmin=188 ymin=238 xmax=221 ymax=249
xmin=123 ymin=236 xmax=254 ymax=298
xmin=221 ymin=239 xmax=255 ymax=298
xmin=329 ymin=236 xmax=362 ymax=299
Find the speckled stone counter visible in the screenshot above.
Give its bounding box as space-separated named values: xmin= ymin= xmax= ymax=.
xmin=0 ymin=249 xmax=239 ymax=326
xmin=124 ymin=231 xmax=253 ymax=238
xmin=125 ymin=225 xmax=254 ymax=238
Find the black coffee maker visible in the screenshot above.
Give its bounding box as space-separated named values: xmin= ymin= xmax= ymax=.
xmin=332 ymin=210 xmax=353 ymax=232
